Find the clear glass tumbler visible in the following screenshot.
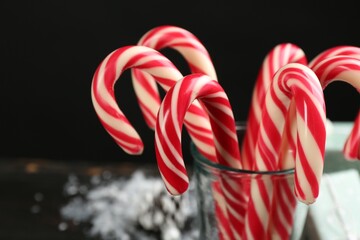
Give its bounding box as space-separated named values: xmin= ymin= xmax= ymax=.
xmin=190 ymin=122 xmax=308 ymax=240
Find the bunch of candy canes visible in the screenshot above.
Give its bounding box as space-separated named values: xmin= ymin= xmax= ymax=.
xmin=91 ymin=25 xmax=360 ymax=239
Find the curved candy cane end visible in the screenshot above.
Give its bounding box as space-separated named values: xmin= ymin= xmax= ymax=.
xmin=124 ymin=145 xmax=144 ymax=155
xmin=159 ymin=171 xmax=189 ymax=196
xmin=295 ymin=189 xmax=317 ymax=205
xmin=342 ymin=142 xmax=360 ymax=161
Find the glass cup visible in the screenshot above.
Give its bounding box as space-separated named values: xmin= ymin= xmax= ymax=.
xmin=190 ymin=122 xmax=308 ymax=240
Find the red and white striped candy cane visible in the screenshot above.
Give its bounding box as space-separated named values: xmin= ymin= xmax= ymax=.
xmin=133 ymin=26 xmax=235 ymax=238
xmin=132 ymin=25 xmax=217 ymax=129
xmin=280 ymin=45 xmax=360 ymax=168
xmin=91 ymin=45 xmax=212 ymax=158
xmin=242 ymin=43 xmax=307 ymax=169
xmin=343 ymin=112 xmax=360 ymax=160
xmin=257 ymin=62 xmax=326 ymax=202
xmin=243 ymin=63 xmax=326 ymax=239
xmin=308 ymin=46 xmax=360 ymax=160
xmin=308 ymin=45 xmax=360 ymax=68
xmin=212 ymin=181 xmax=234 ymax=240
xmin=155 ymin=73 xmax=247 ymax=238
xmin=272 ymin=51 xmax=360 ymax=239
xmin=155 ymin=73 xmax=241 ymax=193
xmin=311 ymin=55 xmax=360 ymax=160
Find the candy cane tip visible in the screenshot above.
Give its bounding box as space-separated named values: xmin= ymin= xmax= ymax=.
xmin=343 ymin=152 xmax=360 ymax=161
xmin=301 ymin=199 xmax=316 ymax=205
xmin=121 ymin=145 xmax=144 ymax=155
xmin=147 ymin=126 xmax=156 ymax=131
xmin=134 ymin=149 xmax=144 ymax=155
xmin=165 ymin=183 xmax=188 ymax=196
xmin=296 ymin=192 xmax=317 ymax=205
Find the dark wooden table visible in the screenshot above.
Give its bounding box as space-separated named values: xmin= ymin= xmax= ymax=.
xmin=0 ymin=158 xmax=160 ymax=240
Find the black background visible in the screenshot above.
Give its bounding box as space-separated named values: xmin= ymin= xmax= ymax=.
xmin=0 ymin=0 xmax=359 ymax=164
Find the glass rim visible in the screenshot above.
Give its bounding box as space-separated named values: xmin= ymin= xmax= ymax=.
xmin=190 ymin=121 xmax=295 ymax=175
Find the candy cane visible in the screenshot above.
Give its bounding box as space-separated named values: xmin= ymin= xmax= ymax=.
xmin=242 ymin=43 xmax=307 ymax=169
xmin=280 ymin=45 xmax=360 ymax=168
xmin=132 ymin=26 xmax=231 ymax=238
xmin=311 ymin=55 xmax=360 ymax=160
xmin=308 ymin=45 xmax=360 ymax=69
xmin=91 ymin=45 xmax=213 ymax=159
xmin=212 ymin=181 xmax=234 ymax=240
xmin=343 ymin=112 xmax=360 ymax=160
xmin=132 ymin=25 xmax=217 ymax=129
xmin=243 ymin=63 xmax=326 ymax=239
xmin=271 ymin=51 xmax=360 ymax=239
xmin=308 ymin=46 xmax=360 ymax=162
xmin=154 ymin=73 xmax=247 ymax=238
xmin=266 ymin=176 xmax=297 ymax=240
xmin=260 ymin=63 xmax=326 ymax=201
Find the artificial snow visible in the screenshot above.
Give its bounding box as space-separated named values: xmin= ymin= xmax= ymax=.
xmin=60 ymin=170 xmax=198 ymax=240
